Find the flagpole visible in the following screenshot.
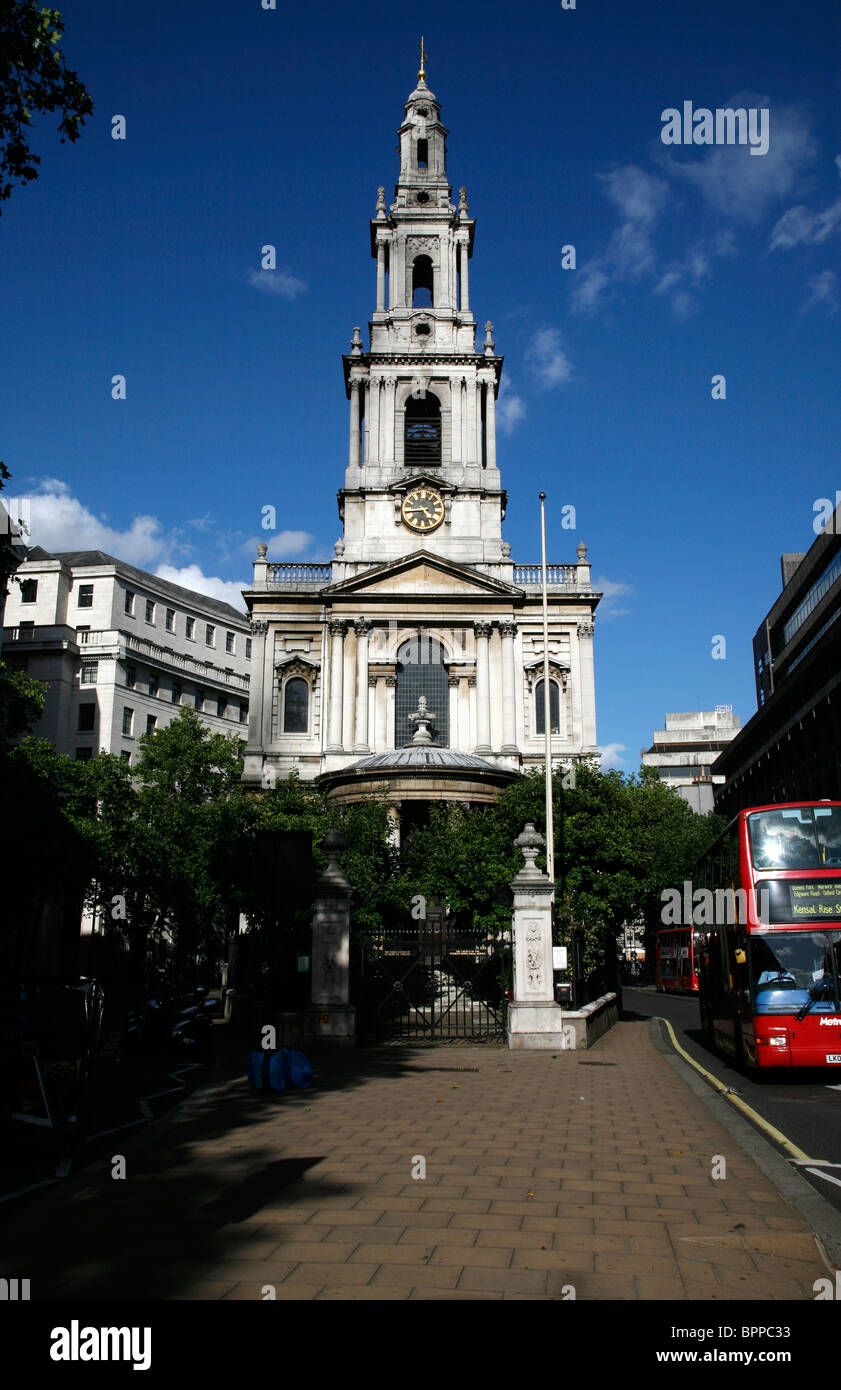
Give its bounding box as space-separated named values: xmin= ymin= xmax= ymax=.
xmin=539 ymin=493 xmax=554 ymax=882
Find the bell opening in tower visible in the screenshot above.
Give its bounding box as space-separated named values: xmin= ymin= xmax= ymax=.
xmin=411 ymin=254 xmax=433 ymax=307
xmin=404 ymin=392 xmax=441 ymax=467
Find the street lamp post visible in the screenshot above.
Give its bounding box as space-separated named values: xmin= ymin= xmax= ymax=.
xmin=539 ymin=493 xmax=554 ymax=883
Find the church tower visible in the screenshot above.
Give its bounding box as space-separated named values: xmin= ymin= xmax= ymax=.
xmin=243 ymin=51 xmax=600 ymax=801
xmin=341 ymin=47 xmax=504 ymax=568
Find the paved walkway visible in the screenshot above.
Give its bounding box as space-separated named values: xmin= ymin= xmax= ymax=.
xmin=1 ymin=1020 xmax=831 ymax=1300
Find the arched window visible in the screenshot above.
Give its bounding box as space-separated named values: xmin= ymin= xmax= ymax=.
xmin=283 ymin=677 xmax=309 ymax=733
xmin=395 ymin=635 xmax=449 ymax=747
xmin=404 ymin=389 xmax=441 ymax=467
xmin=535 ymin=679 xmax=561 ymax=736
xmin=411 ymin=254 xmax=433 ymax=307
xmin=417 ymin=138 xmax=428 ymax=169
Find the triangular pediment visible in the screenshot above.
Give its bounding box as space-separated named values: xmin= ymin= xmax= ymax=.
xmin=324 ymin=551 xmax=522 ymax=598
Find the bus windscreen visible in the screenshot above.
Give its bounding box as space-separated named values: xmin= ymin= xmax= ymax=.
xmin=748 ymin=806 xmax=841 ymax=872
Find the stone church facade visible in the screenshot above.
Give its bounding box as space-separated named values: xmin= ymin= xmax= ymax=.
xmin=243 ymin=61 xmax=600 ymax=806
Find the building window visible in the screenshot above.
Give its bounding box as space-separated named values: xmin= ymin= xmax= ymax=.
xmin=172 ymin=682 xmax=182 ymax=705
xmin=417 ymin=137 xmax=428 ymax=169
xmin=535 ymin=679 xmax=561 ymax=736
xmin=121 ymin=750 xmax=131 ymax=764
xmin=149 ymin=672 xmax=160 ymax=698
xmin=411 ymin=253 xmax=433 ymax=308
xmin=18 ymin=621 xmax=35 ymax=639
xmin=125 ymin=590 xmax=135 ymax=616
xmin=245 ymin=638 xmax=252 ymax=660
xmin=186 ymin=616 xmax=195 ymax=640
xmin=78 ymin=703 xmax=96 ymax=732
xmin=216 ymin=695 xmax=226 ymax=719
xmin=81 ymin=663 xmax=98 ymax=685
xmin=145 ymin=599 xmax=155 ymax=624
xmin=404 ymin=390 xmax=441 ymax=466
xmin=226 ymin=631 xmax=235 ymax=655
xmin=239 ymin=702 xmax=247 ymax=724
xmin=146 ymin=714 xmax=157 ymax=735
xmin=78 ymin=584 xmax=94 ymax=608
xmin=206 ymin=625 xmax=215 ymax=647
xmin=395 ymin=635 xmax=449 ymax=746
xmin=75 ymin=747 xmax=93 ymax=761
xmin=283 ymin=678 xmax=309 ymax=734
xmin=193 ymin=690 xmax=203 ymax=711
xmin=125 ymin=665 xmax=136 ymax=689
xmin=166 ymin=608 xmax=175 ymax=633
xmin=122 ymin=707 xmax=134 ymax=737
xmin=20 ymin=578 xmax=37 ymax=603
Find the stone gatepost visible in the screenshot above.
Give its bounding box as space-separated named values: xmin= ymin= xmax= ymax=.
xmin=306 ymin=827 xmax=356 ymax=1046
xmin=507 ymin=823 xmax=569 ymax=1050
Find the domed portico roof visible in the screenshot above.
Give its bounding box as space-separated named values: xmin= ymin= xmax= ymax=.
xmin=318 ymin=745 xmax=519 ymax=806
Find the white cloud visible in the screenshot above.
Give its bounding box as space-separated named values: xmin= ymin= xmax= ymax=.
xmin=769 ymin=154 xmax=841 ymax=250
xmin=592 ymin=574 xmax=634 ymax=621
xmin=155 ymin=564 xmax=248 ymax=613
xmin=496 ymin=377 xmax=526 ymax=434
xmin=247 ymin=267 xmax=308 ymax=299
xmin=599 ymin=742 xmax=627 ymax=770
xmin=570 ymin=166 xmax=668 ymax=316
xmin=241 ymin=530 xmax=319 ymax=559
xmin=525 ymin=326 xmax=572 ymax=389
xmin=800 ymin=269 xmax=838 ymax=316
xmin=667 ymin=98 xmax=817 ymax=223
xmin=27 ymin=479 xmax=174 ymax=565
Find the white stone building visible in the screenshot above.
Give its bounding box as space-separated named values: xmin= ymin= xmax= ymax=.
xmin=3 ymin=548 xmax=251 ymax=761
xmin=244 ymin=61 xmax=600 ymax=811
xmin=642 ymin=708 xmax=741 ymax=814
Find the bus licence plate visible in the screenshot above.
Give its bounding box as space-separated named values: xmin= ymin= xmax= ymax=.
xmin=827 ymin=1054 xmax=841 ymax=1064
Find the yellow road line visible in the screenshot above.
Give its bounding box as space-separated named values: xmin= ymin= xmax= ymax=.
xmin=656 ymin=1016 xmax=821 ymax=1164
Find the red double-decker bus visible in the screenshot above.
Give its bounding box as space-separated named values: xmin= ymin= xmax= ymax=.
xmin=696 ymin=801 xmax=841 ymax=1069
xmin=656 ymin=928 xmax=700 ymax=994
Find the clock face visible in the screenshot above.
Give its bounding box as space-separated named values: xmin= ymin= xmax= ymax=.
xmin=401 ymin=487 xmax=445 ymax=533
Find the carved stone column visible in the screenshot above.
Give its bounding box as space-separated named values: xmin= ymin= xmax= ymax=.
xmin=326 ymin=618 xmax=347 ymax=752
xmin=484 ymin=375 xmax=497 ymax=471
xmin=246 ymin=618 xmax=269 ymax=759
xmin=376 ymin=239 xmax=386 ymax=312
xmin=499 ymin=619 xmax=518 ymax=753
xmin=508 ymin=823 xmax=569 ymax=1050
xmin=307 ymin=828 xmax=356 ymax=1047
xmin=450 ymin=373 xmax=462 ymax=465
xmin=353 ymin=618 xmax=372 ymax=753
xmin=385 ymin=675 xmax=397 ymax=747
xmin=448 ymin=676 xmax=459 ymax=749
xmin=383 ymin=376 xmax=396 ymax=464
xmin=348 ymin=379 xmax=361 ymax=469
xmin=474 ymin=621 xmax=492 ymax=753
xmin=459 ymin=237 xmax=470 ymax=312
xmin=467 ymin=377 xmax=479 ymax=466
xmin=368 ymin=377 xmax=380 ymax=466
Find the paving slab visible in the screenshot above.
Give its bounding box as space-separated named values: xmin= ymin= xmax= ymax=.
xmin=0 ymin=1018 xmax=836 ymax=1301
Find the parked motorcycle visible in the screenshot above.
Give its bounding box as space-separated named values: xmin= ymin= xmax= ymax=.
xmin=120 ymin=987 xmax=218 ymax=1059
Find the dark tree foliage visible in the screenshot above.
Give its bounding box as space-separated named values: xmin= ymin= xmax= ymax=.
xmin=0 ymin=1 xmax=93 ymax=210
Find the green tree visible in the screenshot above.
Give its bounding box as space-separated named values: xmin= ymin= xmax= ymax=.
xmin=0 ymin=1 xmax=93 ymax=210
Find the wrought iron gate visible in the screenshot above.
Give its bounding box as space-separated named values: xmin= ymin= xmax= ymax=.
xmin=354 ymin=923 xmax=509 ymax=1041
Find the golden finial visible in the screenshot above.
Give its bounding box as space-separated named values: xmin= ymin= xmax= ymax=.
xmin=417 ymin=35 xmax=428 ymax=82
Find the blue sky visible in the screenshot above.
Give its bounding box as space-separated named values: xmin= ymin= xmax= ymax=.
xmin=2 ymin=0 xmax=840 ymax=770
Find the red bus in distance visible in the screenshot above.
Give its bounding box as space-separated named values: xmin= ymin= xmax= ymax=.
xmin=656 ymin=928 xmax=700 ymax=994
xmin=695 ymin=801 xmax=841 ymax=1069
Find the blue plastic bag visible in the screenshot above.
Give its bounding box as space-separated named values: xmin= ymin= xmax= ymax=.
xmin=268 ymin=1049 xmax=291 ymax=1091
xmin=284 ymin=1049 xmax=312 ymax=1089
xmin=247 ymin=1051 xmax=269 ymax=1089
